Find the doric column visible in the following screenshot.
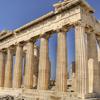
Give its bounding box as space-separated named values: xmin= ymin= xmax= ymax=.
xmin=37 ymin=36 xmax=49 ymax=90
xmin=56 ymin=28 xmax=68 ymax=92
xmin=13 ymin=44 xmax=23 ymax=88
xmin=24 ymin=41 xmax=34 ymax=89
xmin=88 ymin=33 xmax=100 ymax=95
xmin=0 ymin=51 xmax=5 ymax=87
xmin=4 ymin=48 xmax=13 ymax=88
xmin=75 ymin=24 xmax=88 ymax=98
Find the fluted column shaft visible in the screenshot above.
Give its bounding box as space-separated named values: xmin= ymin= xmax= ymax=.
xmin=88 ymin=33 xmax=100 ymax=94
xmin=24 ymin=41 xmax=34 ymax=89
xmin=56 ymin=29 xmax=67 ymax=92
xmin=75 ymin=24 xmax=88 ymax=98
xmin=13 ymin=44 xmax=23 ymax=88
xmin=37 ymin=37 xmax=49 ymax=90
xmin=0 ymin=51 xmax=5 ymax=87
xmin=4 ymin=48 xmax=13 ymax=88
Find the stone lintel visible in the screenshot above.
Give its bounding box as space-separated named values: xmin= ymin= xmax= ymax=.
xmin=0 ymin=6 xmax=100 ymax=49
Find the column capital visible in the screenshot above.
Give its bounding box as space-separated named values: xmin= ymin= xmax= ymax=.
xmin=15 ymin=42 xmax=23 ymax=48
xmin=0 ymin=49 xmax=5 ymax=53
xmin=40 ymin=32 xmax=51 ymax=40
xmin=25 ymin=39 xmax=36 ymax=44
xmin=7 ymin=46 xmax=13 ymax=50
xmin=5 ymin=45 xmax=15 ymax=53
xmin=6 ymin=46 xmax=15 ymax=55
xmin=15 ymin=41 xmax=25 ymax=47
xmin=85 ymin=26 xmax=94 ymax=34
xmin=56 ymin=26 xmax=69 ymax=33
xmin=74 ymin=21 xmax=86 ymax=28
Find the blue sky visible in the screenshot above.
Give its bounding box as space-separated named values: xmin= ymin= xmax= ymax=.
xmin=0 ymin=0 xmax=100 ymax=79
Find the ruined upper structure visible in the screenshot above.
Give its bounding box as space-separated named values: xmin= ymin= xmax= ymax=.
xmin=0 ymin=0 xmax=100 ymax=100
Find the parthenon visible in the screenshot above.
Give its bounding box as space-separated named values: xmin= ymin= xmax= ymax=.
xmin=0 ymin=0 xmax=100 ymax=100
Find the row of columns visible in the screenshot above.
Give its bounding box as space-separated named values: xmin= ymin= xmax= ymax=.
xmin=0 ymin=24 xmax=99 ymax=99
xmin=0 ymin=28 xmax=68 ymax=92
xmin=0 ymin=42 xmax=36 ymax=89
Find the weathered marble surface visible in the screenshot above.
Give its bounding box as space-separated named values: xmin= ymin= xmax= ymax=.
xmin=0 ymin=0 xmax=99 ymax=100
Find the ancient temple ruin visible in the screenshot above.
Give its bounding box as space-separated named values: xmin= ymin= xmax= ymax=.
xmin=0 ymin=0 xmax=100 ymax=100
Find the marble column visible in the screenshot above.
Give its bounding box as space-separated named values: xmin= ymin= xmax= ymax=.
xmin=75 ymin=24 xmax=88 ymax=98
xmin=0 ymin=51 xmax=5 ymax=87
xmin=4 ymin=48 xmax=13 ymax=88
xmin=13 ymin=44 xmax=23 ymax=88
xmin=37 ymin=36 xmax=49 ymax=90
xmin=88 ymin=33 xmax=100 ymax=95
xmin=24 ymin=41 xmax=34 ymax=89
xmin=56 ymin=28 xmax=68 ymax=92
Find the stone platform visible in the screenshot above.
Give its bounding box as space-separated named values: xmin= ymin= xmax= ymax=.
xmin=0 ymin=89 xmax=99 ymax=100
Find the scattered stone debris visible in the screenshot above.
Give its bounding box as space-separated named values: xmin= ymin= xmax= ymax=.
xmin=0 ymin=95 xmax=14 ymax=100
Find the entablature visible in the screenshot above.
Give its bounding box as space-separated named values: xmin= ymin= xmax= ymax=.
xmin=0 ymin=4 xmax=82 ymax=49
xmin=0 ymin=0 xmax=100 ymax=49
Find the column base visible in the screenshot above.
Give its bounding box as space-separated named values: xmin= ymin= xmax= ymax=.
xmin=77 ymin=93 xmax=99 ymax=99
xmin=85 ymin=93 xmax=100 ymax=99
